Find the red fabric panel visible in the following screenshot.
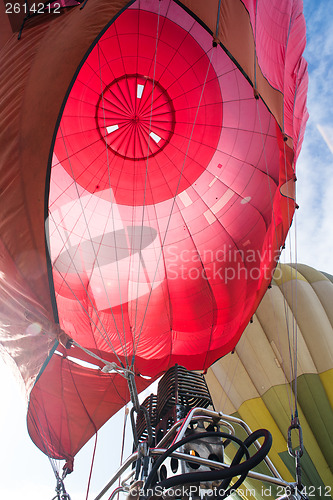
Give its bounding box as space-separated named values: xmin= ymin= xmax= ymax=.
xmin=50 ymin=3 xmax=298 ymax=384
xmin=56 ymin=12 xmax=222 ymax=206
xmin=28 ymin=353 xmax=152 ymax=460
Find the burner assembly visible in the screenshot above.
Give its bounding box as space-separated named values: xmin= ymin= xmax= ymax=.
xmin=136 ymin=366 xmax=213 ymax=444
xmin=120 ymin=366 xmax=272 ymax=500
xmin=95 ymin=366 xmax=305 ymax=500
xmin=134 ymin=366 xmax=224 ymax=491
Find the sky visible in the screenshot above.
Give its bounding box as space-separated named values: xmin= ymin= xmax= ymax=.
xmin=1 ymin=0 xmax=333 ymax=499
xmin=284 ymin=0 xmax=333 ymax=275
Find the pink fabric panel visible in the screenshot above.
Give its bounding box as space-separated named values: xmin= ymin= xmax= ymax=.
xmin=49 ymin=1 xmax=296 ymax=378
xmin=242 ymin=0 xmax=308 ymax=153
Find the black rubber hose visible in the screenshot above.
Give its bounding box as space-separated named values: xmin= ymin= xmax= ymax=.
xmin=158 ymin=429 xmax=271 ymax=490
xmin=143 ymin=429 xmax=272 ymax=499
xmin=143 ymin=431 xmax=249 ymax=495
xmin=217 ymin=429 xmax=272 ymax=499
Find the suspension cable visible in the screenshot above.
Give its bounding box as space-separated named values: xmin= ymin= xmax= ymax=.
xmin=255 ymin=97 xmax=296 ymax=416
xmin=254 ymin=18 xmax=305 ymax=485
xmin=85 ymin=433 xmax=98 ymax=500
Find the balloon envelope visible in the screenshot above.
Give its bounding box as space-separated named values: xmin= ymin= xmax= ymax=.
xmin=0 ymin=0 xmax=308 ymax=462
xmin=206 ymin=264 xmax=333 ymax=498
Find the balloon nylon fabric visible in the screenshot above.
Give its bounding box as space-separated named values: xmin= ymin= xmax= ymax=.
xmin=50 ymin=0 xmax=298 ymax=377
xmin=206 ymin=264 xmax=333 ymax=497
xmin=0 ymin=0 xmax=308 ymax=462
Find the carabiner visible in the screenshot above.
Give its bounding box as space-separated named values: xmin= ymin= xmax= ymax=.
xmin=287 ymin=416 xmax=304 ymax=458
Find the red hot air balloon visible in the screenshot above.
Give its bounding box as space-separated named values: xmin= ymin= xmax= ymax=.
xmin=0 ymin=0 xmax=308 ymax=470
